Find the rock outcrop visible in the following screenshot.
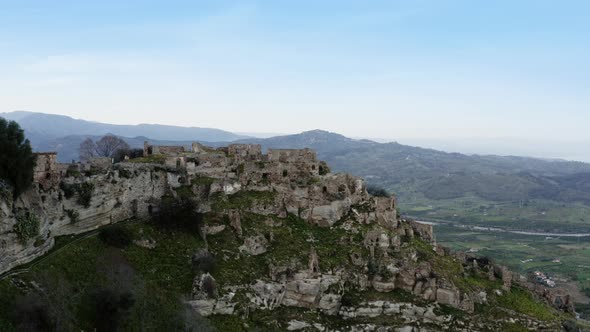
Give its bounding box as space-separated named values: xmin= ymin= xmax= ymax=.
xmin=0 ymin=143 xmax=572 ymax=331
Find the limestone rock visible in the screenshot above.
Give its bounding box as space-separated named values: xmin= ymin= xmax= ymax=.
xmin=436 ymin=288 xmax=459 ymax=307
xmin=239 ymin=235 xmax=268 ymax=255
xmin=205 ymin=224 xmax=226 ymax=235
xmin=318 ymin=294 xmax=341 ymax=315
xmin=287 ymin=320 xmax=311 ymax=331
xmin=228 ymin=210 xmax=242 ymax=236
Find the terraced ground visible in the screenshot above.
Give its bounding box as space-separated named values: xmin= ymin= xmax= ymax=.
xmin=434 ymin=224 xmax=590 ymax=319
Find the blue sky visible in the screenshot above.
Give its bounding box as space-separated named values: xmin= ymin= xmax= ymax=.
xmin=1 ymin=1 xmax=589 ymax=147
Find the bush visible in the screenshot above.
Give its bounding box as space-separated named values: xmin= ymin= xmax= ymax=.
xmin=318 ymin=161 xmax=330 ymax=175
xmin=82 ymin=287 xmax=134 ymax=332
xmin=60 ymin=182 xmax=76 ymax=199
xmin=12 ymin=293 xmax=54 ymax=331
xmin=0 ymin=119 xmax=36 ymax=197
xmin=14 ymin=212 xmax=39 ymax=244
xmin=367 ymin=185 xmax=390 ymax=198
xmin=192 ymin=250 xmax=216 ymax=273
xmin=98 ymin=226 xmax=133 ymax=248
xmin=65 ymin=209 xmax=80 ymax=223
xmin=76 ymin=182 xmax=94 ymax=208
xmin=154 ymin=195 xmax=203 ymax=233
xmin=113 ymin=148 xmax=144 ymax=163
xmin=65 ymin=166 xmax=82 ymax=178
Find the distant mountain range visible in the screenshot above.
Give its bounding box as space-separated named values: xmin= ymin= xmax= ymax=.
xmin=4 ymin=111 xmax=590 ymax=230
xmin=1 ymin=111 xmax=248 ymax=143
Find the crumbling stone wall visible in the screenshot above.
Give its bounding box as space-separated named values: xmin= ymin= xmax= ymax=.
xmin=33 ymin=152 xmax=61 ymax=190
xmin=267 ymin=148 xmax=316 ymax=163
xmin=228 ymin=144 xmax=262 ymax=162
xmin=143 ymin=141 xmax=185 ymax=156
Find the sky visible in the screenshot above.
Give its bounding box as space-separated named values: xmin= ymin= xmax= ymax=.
xmin=1 ymin=1 xmax=589 ymax=156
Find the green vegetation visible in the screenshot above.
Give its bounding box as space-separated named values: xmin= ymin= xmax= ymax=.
xmin=65 ymin=166 xmax=82 ymax=178
xmin=65 ymin=208 xmax=80 ymax=223
xmin=211 ymin=190 xmax=277 ymax=211
xmin=76 ymin=182 xmax=94 ymax=208
xmin=318 ymin=161 xmax=330 ymax=175
xmin=367 ymin=185 xmax=390 ymax=198
xmin=98 ymin=226 xmax=134 ymax=248
xmin=14 ymin=212 xmax=40 ymax=243
xmin=497 ymin=287 xmax=557 ymax=321
xmin=126 ymin=154 xmax=166 ymax=164
xmin=154 ymin=194 xmax=203 ymax=233
xmin=59 ymin=181 xmax=95 ymax=207
xmin=60 ymin=182 xmax=76 ymax=199
xmin=0 ymin=118 xmax=36 ymax=197
xmin=435 ymin=224 xmax=590 ymax=317
xmin=0 ymin=180 xmax=12 ymax=202
xmin=0 ymin=221 xmax=208 ymax=331
xmin=191 ymin=175 xmax=215 ymax=186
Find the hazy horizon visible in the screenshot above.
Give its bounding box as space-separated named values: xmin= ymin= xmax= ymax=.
xmin=4 ymin=110 xmax=590 ymax=163
xmin=1 ymin=1 xmax=589 ymax=158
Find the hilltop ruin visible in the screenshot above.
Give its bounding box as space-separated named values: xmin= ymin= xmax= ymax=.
xmin=0 ymin=142 xmax=575 ymax=331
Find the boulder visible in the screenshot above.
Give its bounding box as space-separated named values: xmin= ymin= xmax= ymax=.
xmin=239 ymin=235 xmax=268 ymax=255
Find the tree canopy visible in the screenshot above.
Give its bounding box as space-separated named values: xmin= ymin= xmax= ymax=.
xmin=0 ymin=118 xmax=36 ymax=197
xmin=79 ymin=135 xmax=130 ymax=161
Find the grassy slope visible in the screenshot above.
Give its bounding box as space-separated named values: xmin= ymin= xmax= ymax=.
xmin=0 ymin=214 xmax=566 ymax=331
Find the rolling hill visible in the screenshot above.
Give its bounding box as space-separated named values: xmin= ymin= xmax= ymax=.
xmin=0 ymin=111 xmax=248 ymax=144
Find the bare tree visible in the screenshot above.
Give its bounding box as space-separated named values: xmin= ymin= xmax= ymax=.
xmin=95 ymin=135 xmax=129 ymax=158
xmin=79 ymin=135 xmax=129 ymax=160
xmin=79 ymin=138 xmax=96 ymax=161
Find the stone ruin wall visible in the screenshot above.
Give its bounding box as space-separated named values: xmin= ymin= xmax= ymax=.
xmin=33 ymin=152 xmax=61 ymax=190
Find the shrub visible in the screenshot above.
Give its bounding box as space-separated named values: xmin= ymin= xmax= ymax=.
xmin=65 ymin=166 xmax=81 ymax=178
xmin=60 ymin=182 xmax=76 ymax=199
xmin=65 ymin=209 xmax=80 ymax=223
xmin=154 ymin=195 xmax=203 ymax=233
xmin=12 ymin=293 xmax=54 ymax=331
xmin=98 ymin=226 xmax=133 ymax=248
xmin=367 ymin=185 xmax=390 ymax=198
xmin=14 ymin=212 xmax=39 ymax=244
xmin=0 ymin=180 xmax=12 ymax=202
xmin=318 ymin=161 xmax=330 ymax=175
xmin=117 ymin=168 xmax=132 ymax=179
xmin=76 ymin=182 xmax=94 ymax=208
xmin=192 ymin=250 xmax=216 ymax=273
xmin=82 ymin=287 xmax=134 ymax=332
xmin=236 ymin=163 xmax=245 ymax=176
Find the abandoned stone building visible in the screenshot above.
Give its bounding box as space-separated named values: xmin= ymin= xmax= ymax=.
xmin=33 ymin=152 xmax=62 ymax=190
xmin=267 ymin=148 xmax=316 ymax=163
xmin=227 ymin=144 xmax=262 ymax=162
xmin=143 ymin=141 xmax=186 ymax=157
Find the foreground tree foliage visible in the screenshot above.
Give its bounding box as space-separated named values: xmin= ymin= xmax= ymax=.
xmin=12 ymin=293 xmax=54 ymax=332
xmin=79 ymin=135 xmax=130 ymax=161
xmin=98 ymin=226 xmax=133 ymax=248
xmin=0 ymin=119 xmax=36 ymax=197
xmin=154 ymin=195 xmax=204 ymax=234
xmin=367 ymin=185 xmax=391 ymax=198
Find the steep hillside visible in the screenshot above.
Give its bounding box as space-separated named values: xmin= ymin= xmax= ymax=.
xmin=0 ymin=145 xmax=579 ymax=331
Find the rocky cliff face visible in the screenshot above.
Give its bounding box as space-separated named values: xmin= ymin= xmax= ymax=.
xmin=0 ymin=145 xmax=573 ymax=331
